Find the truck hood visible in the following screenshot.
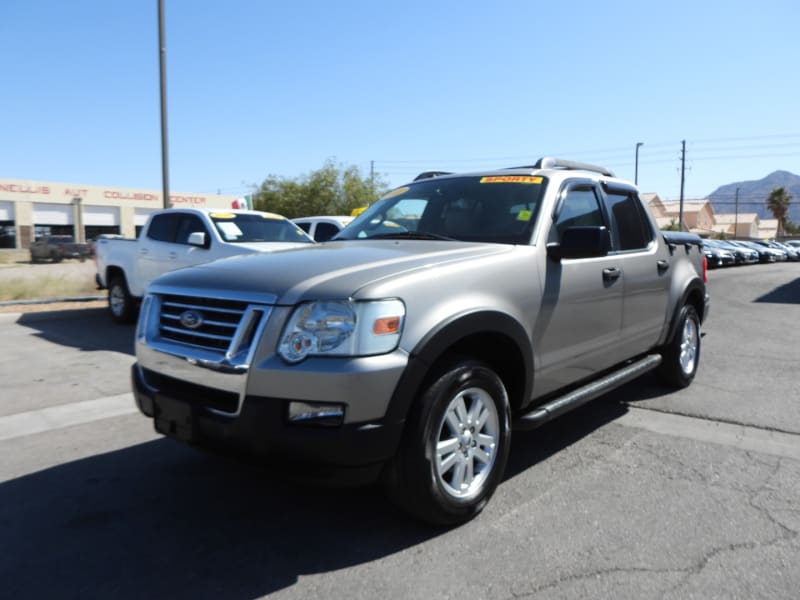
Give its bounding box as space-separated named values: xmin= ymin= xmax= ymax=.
xmin=233 ymin=241 xmax=311 ymax=252
xmin=149 ymin=240 xmax=514 ymax=305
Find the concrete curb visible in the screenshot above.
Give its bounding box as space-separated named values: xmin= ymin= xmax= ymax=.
xmin=0 ymin=295 xmax=107 ymax=307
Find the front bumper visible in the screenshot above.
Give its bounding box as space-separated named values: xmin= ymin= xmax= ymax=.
xmin=132 ymin=363 xmax=404 ymax=467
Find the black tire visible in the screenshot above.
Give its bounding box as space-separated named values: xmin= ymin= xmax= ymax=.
xmin=51 ymin=251 xmax=62 ymax=263
xmin=108 ymin=275 xmax=137 ymax=324
xmin=658 ymin=304 xmax=701 ymax=388
xmin=383 ymin=358 xmax=511 ymax=526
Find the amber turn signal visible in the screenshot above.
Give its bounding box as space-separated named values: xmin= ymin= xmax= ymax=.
xmin=373 ymin=317 xmax=400 ymax=335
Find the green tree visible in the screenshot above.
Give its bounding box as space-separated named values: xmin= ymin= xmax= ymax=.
xmin=766 ymin=187 xmax=793 ymax=237
xmin=661 ymin=219 xmax=681 ymax=231
xmin=252 ymin=159 xmax=389 ymax=219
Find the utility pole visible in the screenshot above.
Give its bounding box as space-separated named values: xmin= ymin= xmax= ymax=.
xmin=72 ymin=197 xmax=84 ymax=243
xmin=734 ymin=187 xmax=740 ymax=239
xmin=158 ymin=0 xmax=170 ymax=209
xmin=679 ymin=140 xmax=686 ymax=231
xmin=635 ymin=142 xmax=643 ymax=186
xmin=370 ymin=160 xmax=375 ymax=197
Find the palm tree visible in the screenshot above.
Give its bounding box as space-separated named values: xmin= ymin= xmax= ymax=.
xmin=766 ymin=187 xmax=793 ymax=237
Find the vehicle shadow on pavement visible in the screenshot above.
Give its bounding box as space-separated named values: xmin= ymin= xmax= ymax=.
xmin=0 ymin=391 xmax=649 ymax=599
xmin=0 ymin=438 xmax=434 ymax=598
xmin=506 ymin=398 xmax=627 ymax=478
xmin=753 ymin=276 xmax=800 ymax=304
xmin=505 ymin=374 xmax=677 ymax=479
xmin=16 ymin=307 xmax=135 ymax=355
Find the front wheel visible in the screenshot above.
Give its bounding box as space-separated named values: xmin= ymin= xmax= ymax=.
xmin=658 ymin=304 xmax=701 ymax=388
xmin=383 ymin=358 xmax=511 ymax=526
xmin=108 ymin=276 xmax=137 ymax=324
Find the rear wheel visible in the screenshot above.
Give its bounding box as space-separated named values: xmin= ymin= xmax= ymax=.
xmin=658 ymin=304 xmax=700 ymax=388
xmin=108 ymin=276 xmax=137 ymax=324
xmin=383 ymin=358 xmax=511 ymax=526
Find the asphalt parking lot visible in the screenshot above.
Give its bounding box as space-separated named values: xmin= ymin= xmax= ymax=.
xmin=0 ymin=263 xmax=798 ymax=599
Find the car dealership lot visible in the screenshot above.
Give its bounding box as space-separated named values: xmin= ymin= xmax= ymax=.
xmin=1 ymin=265 xmax=798 ymax=599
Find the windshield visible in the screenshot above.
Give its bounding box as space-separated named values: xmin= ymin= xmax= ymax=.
xmin=335 ymin=175 xmax=546 ymax=244
xmin=210 ymin=212 xmax=313 ymax=244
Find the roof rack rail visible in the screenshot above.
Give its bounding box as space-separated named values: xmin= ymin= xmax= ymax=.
xmin=507 ymin=157 xmax=615 ymax=177
xmin=413 ymin=171 xmax=452 ymax=181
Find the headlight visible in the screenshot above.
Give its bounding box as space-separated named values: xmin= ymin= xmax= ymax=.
xmin=278 ymin=299 xmax=405 ymax=363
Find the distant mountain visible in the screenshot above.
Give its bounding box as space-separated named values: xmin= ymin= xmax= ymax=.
xmin=708 ymin=170 xmax=800 ymax=223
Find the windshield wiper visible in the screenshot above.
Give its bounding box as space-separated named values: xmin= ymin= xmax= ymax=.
xmin=367 ymin=231 xmax=455 ymax=241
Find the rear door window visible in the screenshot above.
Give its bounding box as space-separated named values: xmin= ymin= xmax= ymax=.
xmin=605 ymin=190 xmax=654 ymax=251
xmin=146 ymin=213 xmax=181 ymax=242
xmin=314 ymin=222 xmax=340 ymax=241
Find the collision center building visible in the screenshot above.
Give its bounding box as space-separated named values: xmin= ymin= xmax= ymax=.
xmin=0 ymin=177 xmax=243 ymax=249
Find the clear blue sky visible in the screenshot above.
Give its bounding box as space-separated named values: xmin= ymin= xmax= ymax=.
xmin=2 ymin=0 xmax=799 ymax=202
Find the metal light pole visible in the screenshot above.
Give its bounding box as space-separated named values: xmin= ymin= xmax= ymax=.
xmin=635 ymin=142 xmax=644 ymax=186
xmin=679 ymin=140 xmax=686 ymax=231
xmin=158 ymin=0 xmax=170 ymax=209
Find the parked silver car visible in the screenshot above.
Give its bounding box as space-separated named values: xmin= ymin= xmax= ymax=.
xmin=132 ymin=158 xmax=709 ymax=525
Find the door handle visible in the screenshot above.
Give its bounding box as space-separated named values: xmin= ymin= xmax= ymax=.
xmin=139 ymin=248 xmax=149 ymax=255
xmin=168 ymin=252 xmax=178 ymax=259
xmin=657 ymin=260 xmax=669 ymax=272
xmin=602 ymin=267 xmax=621 ymax=281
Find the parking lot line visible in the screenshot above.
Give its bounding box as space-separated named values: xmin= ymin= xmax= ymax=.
xmin=617 ymin=406 xmax=800 ymax=461
xmin=0 ymin=394 xmax=137 ymax=442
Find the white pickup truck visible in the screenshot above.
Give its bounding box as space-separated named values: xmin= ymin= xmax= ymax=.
xmin=95 ymin=208 xmax=313 ymax=323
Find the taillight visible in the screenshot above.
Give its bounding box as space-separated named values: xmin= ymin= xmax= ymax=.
xmin=702 ymin=255 xmax=708 ymax=283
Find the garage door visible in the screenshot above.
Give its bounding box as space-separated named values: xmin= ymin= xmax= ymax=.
xmin=0 ymin=201 xmax=13 ymax=221
xmin=135 ymin=208 xmax=155 ymax=226
xmin=33 ymin=203 xmax=73 ymax=225
xmin=84 ymin=205 xmax=120 ymax=226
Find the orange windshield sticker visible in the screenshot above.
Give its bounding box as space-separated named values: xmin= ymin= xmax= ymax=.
xmin=480 ymin=176 xmax=542 ymax=184
xmin=210 ymin=212 xmax=236 ymax=219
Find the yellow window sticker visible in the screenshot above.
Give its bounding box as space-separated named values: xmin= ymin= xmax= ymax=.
xmin=380 ymin=186 xmax=409 ymax=200
xmin=210 ymin=212 xmax=236 ymax=219
xmin=480 ymin=176 xmax=542 ymax=184
xmin=260 ymin=212 xmax=282 ymax=219
xmin=516 ymin=210 xmax=532 ymax=222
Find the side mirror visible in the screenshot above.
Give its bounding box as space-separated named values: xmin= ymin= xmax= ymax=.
xmin=547 ymin=226 xmax=611 ymax=260
xmin=188 ymin=231 xmax=207 ymax=248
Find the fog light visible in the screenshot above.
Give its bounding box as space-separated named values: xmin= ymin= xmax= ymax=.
xmin=287 ymin=401 xmax=345 ymax=426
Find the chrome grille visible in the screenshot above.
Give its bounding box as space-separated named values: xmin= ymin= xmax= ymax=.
xmin=157 ymin=294 xmax=266 ymax=355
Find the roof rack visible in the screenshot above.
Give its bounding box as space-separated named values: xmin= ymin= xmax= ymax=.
xmin=507 ymin=157 xmax=615 ymax=177
xmin=413 ymin=171 xmax=452 ymax=181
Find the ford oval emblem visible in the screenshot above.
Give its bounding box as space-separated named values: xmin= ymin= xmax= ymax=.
xmin=179 ymin=310 xmax=204 ymax=330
